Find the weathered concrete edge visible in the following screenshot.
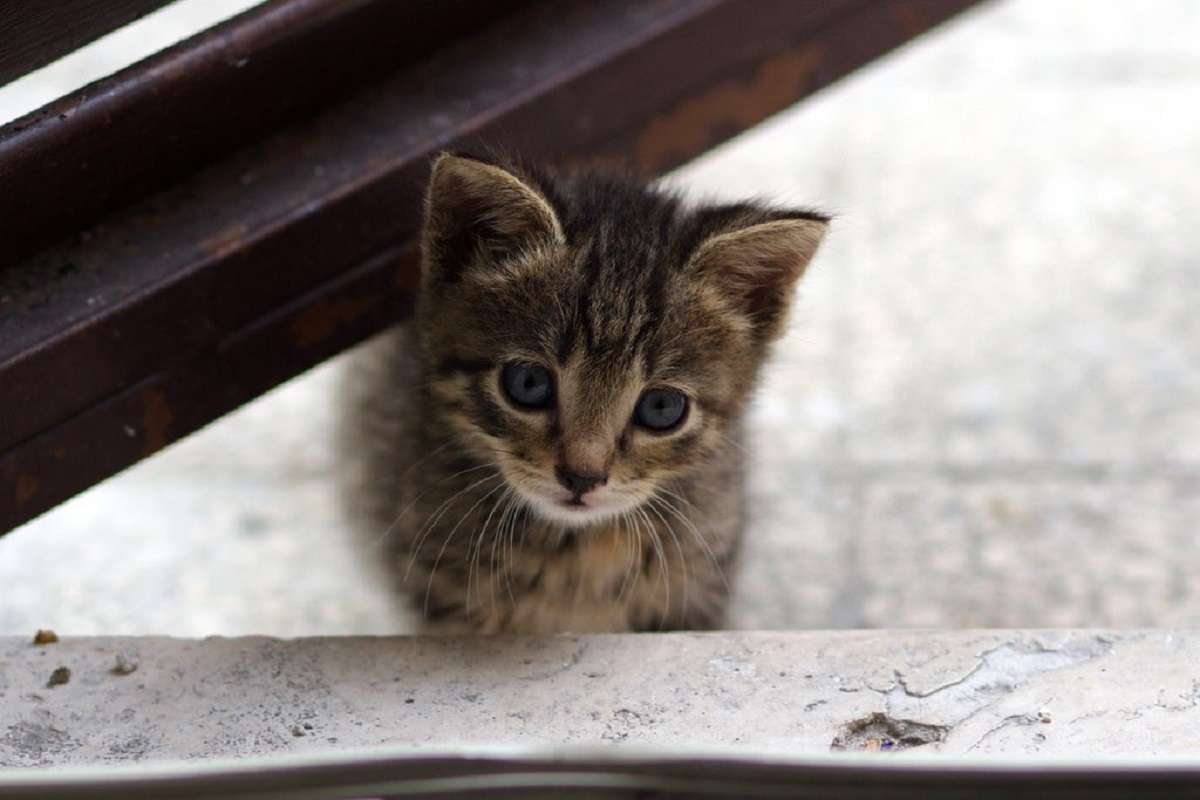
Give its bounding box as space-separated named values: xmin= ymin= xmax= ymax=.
xmin=2 ymin=630 xmax=1198 ymax=768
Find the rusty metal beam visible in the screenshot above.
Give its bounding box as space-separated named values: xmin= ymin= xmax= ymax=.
xmin=0 ymin=0 xmax=985 ymax=534
xmin=0 ymin=0 xmax=174 ymax=88
xmin=0 ymin=0 xmax=520 ymax=269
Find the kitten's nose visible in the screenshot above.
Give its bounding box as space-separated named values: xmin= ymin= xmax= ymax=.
xmin=555 ymin=466 xmax=607 ymax=496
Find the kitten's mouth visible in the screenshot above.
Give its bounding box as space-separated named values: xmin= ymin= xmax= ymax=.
xmin=552 ymin=492 xmax=608 ymax=515
xmin=501 ymin=463 xmax=643 ymax=527
xmin=517 ymin=483 xmax=636 ymax=527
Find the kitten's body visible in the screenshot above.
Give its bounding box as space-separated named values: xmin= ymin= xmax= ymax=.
xmin=339 ymin=154 xmax=826 ymax=634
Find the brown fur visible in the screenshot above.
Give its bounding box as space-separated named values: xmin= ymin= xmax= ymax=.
xmin=338 ymin=153 xmax=827 ymax=633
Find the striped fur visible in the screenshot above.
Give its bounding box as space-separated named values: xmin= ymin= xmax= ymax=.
xmin=338 ymin=153 xmax=827 ymax=633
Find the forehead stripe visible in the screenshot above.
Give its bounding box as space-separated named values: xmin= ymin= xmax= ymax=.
xmin=435 ymin=356 xmax=493 ymax=377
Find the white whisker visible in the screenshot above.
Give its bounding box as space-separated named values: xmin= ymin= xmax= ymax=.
xmin=405 ymin=471 xmax=502 ymax=580
xmin=653 ymin=486 xmax=730 ymax=592
xmin=464 ymin=480 xmax=511 ymax=616
xmin=378 ymin=460 xmax=500 ymax=551
xmin=614 ymin=509 xmax=642 ymax=608
xmin=504 ymin=494 xmax=523 ymax=605
xmin=635 ymin=505 xmax=669 ymax=629
xmin=643 ymin=498 xmax=691 ymax=623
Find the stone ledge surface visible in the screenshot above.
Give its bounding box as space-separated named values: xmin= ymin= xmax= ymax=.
xmin=3 ymin=630 xmax=1198 ymax=768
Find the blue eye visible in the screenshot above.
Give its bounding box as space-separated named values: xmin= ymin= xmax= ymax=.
xmin=634 ymin=388 xmax=688 ymax=431
xmin=501 ymin=363 xmax=554 ymax=409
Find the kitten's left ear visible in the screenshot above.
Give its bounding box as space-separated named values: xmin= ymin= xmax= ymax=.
xmin=686 ymin=209 xmax=828 ymax=342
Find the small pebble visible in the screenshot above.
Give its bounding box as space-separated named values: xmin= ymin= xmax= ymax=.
xmin=47 ymin=666 xmax=71 ymax=687
xmin=113 ymin=651 xmax=139 ymax=675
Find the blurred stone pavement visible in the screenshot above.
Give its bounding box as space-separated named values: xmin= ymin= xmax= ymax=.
xmin=2 ymin=0 xmax=1198 ymax=636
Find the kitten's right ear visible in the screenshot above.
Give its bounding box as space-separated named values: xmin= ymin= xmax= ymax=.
xmin=422 ymin=153 xmax=564 ymax=282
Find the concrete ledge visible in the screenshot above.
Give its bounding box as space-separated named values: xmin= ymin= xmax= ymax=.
xmin=3 ymin=630 xmax=1199 ymax=769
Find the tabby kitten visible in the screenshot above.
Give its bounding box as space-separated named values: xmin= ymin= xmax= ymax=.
xmin=339 ymin=152 xmax=827 ymax=634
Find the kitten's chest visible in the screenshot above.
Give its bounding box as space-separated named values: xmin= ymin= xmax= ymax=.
xmin=493 ymin=522 xmax=668 ymax=634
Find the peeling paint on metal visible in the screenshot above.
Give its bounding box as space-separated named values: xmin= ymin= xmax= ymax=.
xmin=14 ymin=473 xmax=39 ymax=509
xmin=292 ymin=296 xmax=379 ymax=349
xmin=636 ymin=47 xmax=822 ymax=170
xmin=139 ymin=388 xmax=174 ymax=457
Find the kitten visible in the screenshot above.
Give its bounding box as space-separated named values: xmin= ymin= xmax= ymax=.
xmin=338 ymin=152 xmax=827 ymax=634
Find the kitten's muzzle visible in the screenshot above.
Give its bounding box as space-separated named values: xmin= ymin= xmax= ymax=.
xmin=555 ymin=466 xmax=607 ymax=497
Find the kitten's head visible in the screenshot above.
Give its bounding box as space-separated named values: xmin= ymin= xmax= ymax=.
xmin=416 ymin=153 xmax=827 ymax=528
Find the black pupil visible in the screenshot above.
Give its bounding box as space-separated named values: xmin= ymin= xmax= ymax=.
xmin=636 ymin=389 xmax=687 ymax=431
xmin=502 ymin=363 xmax=553 ymax=408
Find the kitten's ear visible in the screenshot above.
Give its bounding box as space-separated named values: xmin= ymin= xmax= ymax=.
xmin=685 ymin=209 xmax=828 ymax=342
xmin=422 ymin=153 xmax=564 ymax=281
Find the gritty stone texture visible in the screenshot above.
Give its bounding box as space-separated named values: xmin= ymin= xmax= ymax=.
xmin=1 ymin=631 xmax=1198 ymax=768
xmin=1 ymin=1 xmax=1199 ymax=641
